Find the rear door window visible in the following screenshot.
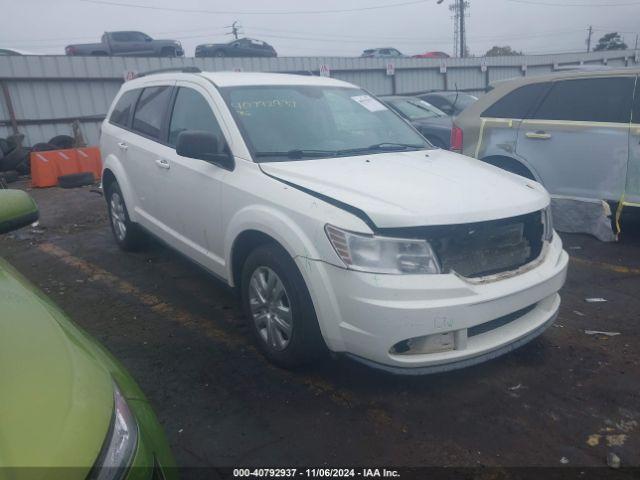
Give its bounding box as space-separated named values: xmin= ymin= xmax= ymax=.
xmin=531 ymin=77 xmax=634 ymax=123
xmin=482 ymin=82 xmax=550 ymax=119
xmin=132 ymin=86 xmax=172 ymax=140
xmin=110 ymin=89 xmax=140 ymax=127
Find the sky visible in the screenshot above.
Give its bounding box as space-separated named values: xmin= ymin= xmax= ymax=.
xmin=2 ymin=0 xmax=639 ymax=57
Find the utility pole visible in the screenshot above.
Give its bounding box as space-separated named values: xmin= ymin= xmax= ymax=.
xmin=635 ymin=33 xmax=638 ymax=50
xmin=459 ymin=0 xmax=466 ymax=58
xmin=226 ymin=21 xmax=241 ymax=40
xmin=449 ymin=1 xmax=469 ymax=58
xmin=586 ymin=25 xmax=593 ymax=53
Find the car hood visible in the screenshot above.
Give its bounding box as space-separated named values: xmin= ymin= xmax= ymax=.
xmin=260 ymin=149 xmax=549 ymax=228
xmin=0 ymin=259 xmax=113 ymax=475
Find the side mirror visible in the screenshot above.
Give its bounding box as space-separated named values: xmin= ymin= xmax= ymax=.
xmin=0 ymin=190 xmax=39 ymax=235
xmin=176 ymin=130 xmax=233 ymax=169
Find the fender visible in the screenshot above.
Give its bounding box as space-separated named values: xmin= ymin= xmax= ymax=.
xmin=224 ymin=204 xmax=327 ymax=287
xmin=102 ymin=154 xmax=139 ymax=223
xmin=223 ymin=204 xmax=351 ymax=351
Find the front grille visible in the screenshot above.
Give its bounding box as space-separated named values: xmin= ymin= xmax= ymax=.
xmin=468 ymin=303 xmax=537 ymax=337
xmin=378 ymin=210 xmax=544 ymax=278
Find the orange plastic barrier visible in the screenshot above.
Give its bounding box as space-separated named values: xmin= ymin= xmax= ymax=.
xmin=30 ymin=147 xmax=102 ymax=188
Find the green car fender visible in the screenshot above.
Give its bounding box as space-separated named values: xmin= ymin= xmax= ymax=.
xmin=0 ymin=188 xmax=176 ymax=480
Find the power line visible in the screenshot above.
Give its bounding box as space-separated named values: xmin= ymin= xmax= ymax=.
xmin=9 ymin=22 xmax=590 ymax=48
xmin=4 ymin=27 xmax=229 ymax=45
xmin=78 ymin=0 xmax=432 ymax=15
xmin=505 ymin=0 xmax=640 ymax=6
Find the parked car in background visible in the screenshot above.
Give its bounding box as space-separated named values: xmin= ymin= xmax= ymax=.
xmin=100 ymin=68 xmax=567 ymax=374
xmin=361 ymin=47 xmax=404 ymax=58
xmin=413 ymin=51 xmax=450 ymax=58
xmin=195 ymin=38 xmax=277 ymax=58
xmin=0 ymin=48 xmax=33 ymax=55
xmin=418 ymin=91 xmax=479 ymax=116
xmin=0 ymin=189 xmax=176 ymax=478
xmin=379 ymin=95 xmax=453 ymax=149
xmin=453 ymin=68 xmax=640 ymax=209
xmin=65 ymin=31 xmax=184 ymax=57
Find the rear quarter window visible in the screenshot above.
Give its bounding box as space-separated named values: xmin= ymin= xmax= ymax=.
xmin=109 ymin=89 xmax=140 ymax=128
xmin=482 ymin=82 xmax=550 ymax=119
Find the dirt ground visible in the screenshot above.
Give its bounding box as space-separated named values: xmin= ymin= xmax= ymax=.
xmin=1 ymin=180 xmax=639 ymax=476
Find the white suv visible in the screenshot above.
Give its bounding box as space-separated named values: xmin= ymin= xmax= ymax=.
xmin=101 ymin=68 xmax=569 ymax=374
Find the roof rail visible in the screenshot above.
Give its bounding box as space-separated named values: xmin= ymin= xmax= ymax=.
xmin=137 ymin=67 xmax=202 ymax=78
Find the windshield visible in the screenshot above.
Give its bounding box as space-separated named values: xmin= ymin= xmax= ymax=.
xmin=387 ymin=98 xmax=447 ymax=120
xmin=222 ymin=85 xmax=430 ymax=161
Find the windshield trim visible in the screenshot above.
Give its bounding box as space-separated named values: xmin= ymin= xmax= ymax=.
xmin=219 ymin=84 xmax=432 ymax=163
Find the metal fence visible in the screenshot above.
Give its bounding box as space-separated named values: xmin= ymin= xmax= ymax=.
xmin=1 ymin=49 xmax=638 ymax=146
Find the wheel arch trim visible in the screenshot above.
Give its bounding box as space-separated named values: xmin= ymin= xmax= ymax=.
xmin=481 ymin=154 xmax=541 ymax=182
xmin=102 ymin=155 xmax=138 ymax=222
xmin=224 ymin=205 xmax=332 ymax=288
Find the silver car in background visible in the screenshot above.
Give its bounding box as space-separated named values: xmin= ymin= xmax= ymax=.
xmin=453 ymin=68 xmax=640 ymax=219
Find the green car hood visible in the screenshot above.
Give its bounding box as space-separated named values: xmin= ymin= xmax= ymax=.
xmin=0 ymin=258 xmax=113 ymax=474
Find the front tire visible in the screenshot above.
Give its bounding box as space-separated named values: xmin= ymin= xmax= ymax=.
xmin=105 ymin=182 xmax=146 ymax=251
xmin=241 ymin=244 xmax=326 ymax=369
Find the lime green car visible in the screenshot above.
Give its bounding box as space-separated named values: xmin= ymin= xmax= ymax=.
xmin=0 ymin=189 xmax=176 ymax=480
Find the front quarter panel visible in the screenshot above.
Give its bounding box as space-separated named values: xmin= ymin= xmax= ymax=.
xmin=222 ymin=160 xmax=369 ymax=287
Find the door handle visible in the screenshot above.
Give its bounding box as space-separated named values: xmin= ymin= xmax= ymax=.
xmin=525 ymin=131 xmax=551 ymax=140
xmin=155 ymin=159 xmax=170 ymax=170
xmin=117 ymin=142 xmax=128 ymax=151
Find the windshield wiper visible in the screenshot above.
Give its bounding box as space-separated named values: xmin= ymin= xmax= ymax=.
xmin=255 ymin=143 xmax=425 ymax=160
xmin=337 ymin=142 xmax=426 ymax=155
xmin=255 ymin=149 xmax=337 ymax=160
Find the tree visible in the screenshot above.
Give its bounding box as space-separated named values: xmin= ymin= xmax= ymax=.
xmin=594 ymin=32 xmax=628 ymax=51
xmin=485 ymin=45 xmax=523 ymax=57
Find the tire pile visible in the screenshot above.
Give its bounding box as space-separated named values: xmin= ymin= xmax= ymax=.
xmin=0 ymin=134 xmax=75 ymax=185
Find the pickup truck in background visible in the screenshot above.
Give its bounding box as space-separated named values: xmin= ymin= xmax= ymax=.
xmin=65 ymin=31 xmax=184 ymax=57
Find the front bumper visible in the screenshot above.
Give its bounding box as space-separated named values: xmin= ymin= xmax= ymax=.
xmin=298 ymin=233 xmax=568 ymax=374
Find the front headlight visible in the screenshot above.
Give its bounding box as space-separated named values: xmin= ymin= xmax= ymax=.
xmin=543 ymin=206 xmax=554 ymax=242
xmin=325 ymin=224 xmax=441 ymax=274
xmin=88 ymin=383 xmax=138 ymax=480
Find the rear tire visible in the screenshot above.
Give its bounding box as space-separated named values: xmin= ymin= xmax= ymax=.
xmin=0 ymin=171 xmax=18 ymax=184
xmin=58 ymin=172 xmax=95 ymax=188
xmin=49 ymin=135 xmax=75 ymax=149
xmin=241 ymin=243 xmax=326 ymax=369
xmin=31 ymin=143 xmax=57 ymax=152
xmin=105 ymin=181 xmax=146 ymax=251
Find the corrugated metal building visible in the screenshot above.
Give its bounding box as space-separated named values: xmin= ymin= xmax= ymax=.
xmin=0 ymin=49 xmax=637 ymax=146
